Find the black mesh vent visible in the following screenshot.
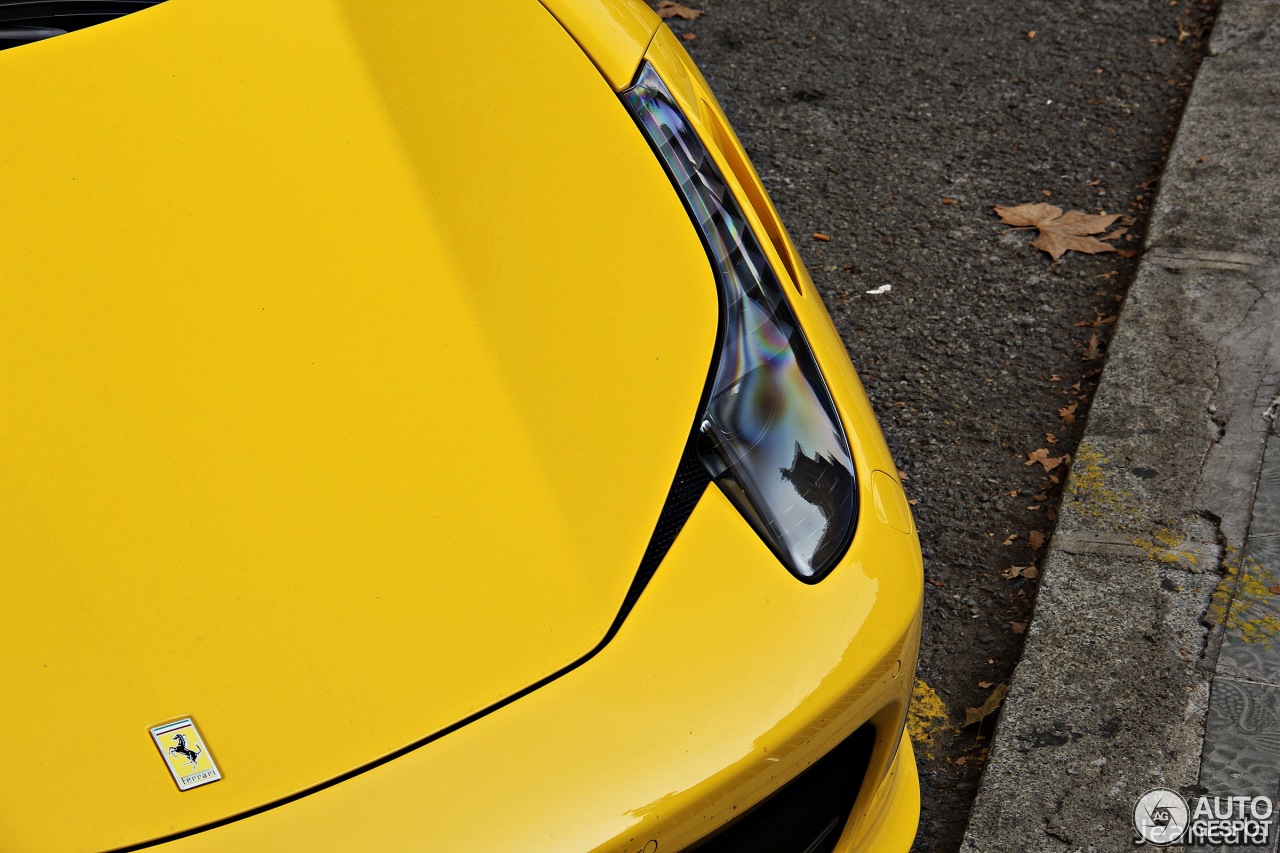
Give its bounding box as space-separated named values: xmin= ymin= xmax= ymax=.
xmin=0 ymin=1 xmax=165 ymax=50
xmin=612 ymin=432 xmax=711 ymax=628
xmin=687 ymin=725 xmax=877 ymax=853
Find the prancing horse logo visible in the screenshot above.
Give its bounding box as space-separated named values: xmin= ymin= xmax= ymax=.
xmin=150 ymin=717 xmax=222 ymax=790
xmin=168 ymin=732 xmax=202 ymax=768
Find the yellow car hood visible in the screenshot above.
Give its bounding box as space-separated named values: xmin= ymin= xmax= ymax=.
xmin=0 ymin=1 xmax=716 ymax=849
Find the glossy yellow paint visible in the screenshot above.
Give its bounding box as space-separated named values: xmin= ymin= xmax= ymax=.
xmin=539 ymin=0 xmax=661 ymax=90
xmin=153 ymin=486 xmax=921 ymax=852
xmin=0 ymin=1 xmax=921 ymax=850
xmin=0 ymin=1 xmax=720 ymax=849
xmin=837 ymin=734 xmax=921 ymax=852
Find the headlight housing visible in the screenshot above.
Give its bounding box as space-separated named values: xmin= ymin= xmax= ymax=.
xmin=622 ymin=63 xmax=858 ymax=582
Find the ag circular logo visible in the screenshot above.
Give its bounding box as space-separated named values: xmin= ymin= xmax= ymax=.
xmin=1134 ymin=788 xmax=1189 ymax=845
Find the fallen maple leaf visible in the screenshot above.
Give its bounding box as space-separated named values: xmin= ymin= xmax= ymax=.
xmin=994 ymin=203 xmax=1122 ymax=261
xmin=1026 ymin=448 xmax=1068 ymax=472
xmin=963 ymin=684 xmax=1008 ymax=727
xmin=655 ymin=0 xmax=703 ymax=20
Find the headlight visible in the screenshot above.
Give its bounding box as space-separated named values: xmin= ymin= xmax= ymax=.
xmin=622 ymin=63 xmax=858 ymax=582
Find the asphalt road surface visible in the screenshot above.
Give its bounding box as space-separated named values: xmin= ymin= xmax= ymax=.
xmin=655 ymin=1 xmax=1218 ymax=849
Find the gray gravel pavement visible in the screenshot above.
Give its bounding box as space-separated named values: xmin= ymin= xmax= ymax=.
xmin=664 ymin=1 xmax=1217 ymax=849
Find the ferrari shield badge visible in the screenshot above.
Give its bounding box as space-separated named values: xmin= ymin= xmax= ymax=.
xmin=150 ymin=718 xmax=222 ymax=791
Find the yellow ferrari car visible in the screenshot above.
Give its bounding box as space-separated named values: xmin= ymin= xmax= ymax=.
xmin=0 ymin=0 xmax=923 ymax=850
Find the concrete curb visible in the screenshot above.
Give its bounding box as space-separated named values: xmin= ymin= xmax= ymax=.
xmin=960 ymin=0 xmax=1280 ymax=849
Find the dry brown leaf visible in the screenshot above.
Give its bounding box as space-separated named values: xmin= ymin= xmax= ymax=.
xmin=1002 ymin=533 xmax=1017 ymax=546
xmin=1029 ymin=530 xmax=1046 ymax=550
xmin=1026 ymin=448 xmax=1068 ymax=472
xmin=978 ymin=680 xmax=994 ymax=688
xmin=1010 ymin=621 xmax=1028 ymax=635
xmin=1045 ymin=433 xmax=1058 ymax=445
xmin=994 ymin=203 xmax=1122 ymax=261
xmin=1003 ymin=564 xmax=1034 ymax=579
xmin=681 ymin=32 xmax=697 ymax=41
xmin=994 ymin=202 xmax=1060 ymax=227
xmin=1022 ymin=566 xmax=1040 ymax=579
xmin=1084 ymin=332 xmax=1102 ymax=360
xmin=963 ymin=684 xmax=1009 ymax=727
xmin=656 ymin=1 xmax=703 ymax=19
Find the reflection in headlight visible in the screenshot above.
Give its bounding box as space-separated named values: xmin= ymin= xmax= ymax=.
xmin=623 ymin=63 xmax=858 ymax=581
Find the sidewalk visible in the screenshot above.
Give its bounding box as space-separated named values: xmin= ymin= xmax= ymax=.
xmin=960 ymin=0 xmax=1280 ymax=850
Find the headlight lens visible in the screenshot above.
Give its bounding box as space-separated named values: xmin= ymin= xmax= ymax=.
xmin=622 ymin=63 xmax=858 ymax=581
